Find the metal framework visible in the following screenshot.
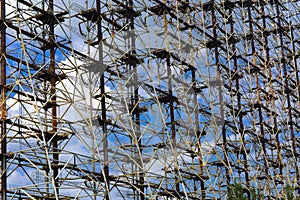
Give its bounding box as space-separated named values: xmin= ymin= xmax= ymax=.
xmin=1 ymin=0 xmax=300 ymax=199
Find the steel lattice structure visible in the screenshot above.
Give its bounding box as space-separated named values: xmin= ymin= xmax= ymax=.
xmin=1 ymin=0 xmax=300 ymax=199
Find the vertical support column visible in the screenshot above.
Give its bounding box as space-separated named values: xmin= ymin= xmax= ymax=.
xmin=127 ymin=0 xmax=144 ymax=198
xmin=163 ymin=1 xmax=179 ymax=195
xmin=0 ymin=0 xmax=6 ymax=199
xmin=48 ymin=0 xmax=59 ymax=195
xmin=166 ymin=55 xmax=179 ymax=193
xmin=247 ymin=2 xmax=269 ymax=198
xmin=228 ymin=3 xmax=250 ymax=197
xmin=211 ymin=2 xmax=230 ymax=187
xmin=275 ymin=2 xmax=299 ymax=189
xmin=261 ymin=3 xmax=283 ymax=184
xmin=186 ymin=1 xmax=205 ymax=198
xmin=192 ymin=68 xmax=205 ymax=199
xmin=96 ymin=1 xmax=109 ymax=199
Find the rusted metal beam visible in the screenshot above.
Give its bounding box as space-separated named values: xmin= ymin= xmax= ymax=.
xmin=96 ymin=1 xmax=109 ymax=200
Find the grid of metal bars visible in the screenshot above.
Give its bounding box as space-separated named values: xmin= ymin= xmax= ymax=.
xmin=1 ymin=0 xmax=300 ymax=199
